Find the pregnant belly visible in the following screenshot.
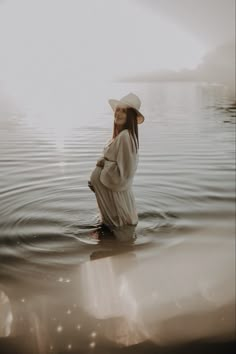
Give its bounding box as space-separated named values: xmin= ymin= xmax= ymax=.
xmin=90 ymin=166 xmax=102 ymax=187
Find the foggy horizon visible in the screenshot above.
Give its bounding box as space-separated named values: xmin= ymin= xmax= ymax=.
xmin=0 ymin=0 xmax=235 ymax=118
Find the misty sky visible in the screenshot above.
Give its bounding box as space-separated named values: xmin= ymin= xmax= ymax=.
xmin=0 ymin=0 xmax=207 ymax=85
xmin=0 ymin=0 xmax=235 ymax=119
xmin=136 ymin=0 xmax=235 ymax=48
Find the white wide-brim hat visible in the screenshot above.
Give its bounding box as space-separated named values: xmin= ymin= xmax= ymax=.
xmin=108 ymin=92 xmax=144 ymax=124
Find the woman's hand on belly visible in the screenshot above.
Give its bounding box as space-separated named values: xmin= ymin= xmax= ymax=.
xmin=88 ymin=180 xmax=95 ymax=193
xmin=96 ymin=158 xmax=105 ymax=168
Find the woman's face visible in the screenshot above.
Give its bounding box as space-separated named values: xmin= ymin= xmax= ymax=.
xmin=114 ymin=106 xmax=127 ymax=126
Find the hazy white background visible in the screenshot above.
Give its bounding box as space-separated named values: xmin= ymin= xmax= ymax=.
xmin=0 ymin=0 xmax=235 ymax=128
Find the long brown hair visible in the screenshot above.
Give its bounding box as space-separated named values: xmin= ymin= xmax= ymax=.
xmin=112 ymin=107 xmax=139 ymax=152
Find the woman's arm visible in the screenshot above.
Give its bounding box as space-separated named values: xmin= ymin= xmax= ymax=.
xmin=100 ymin=131 xmax=137 ymax=191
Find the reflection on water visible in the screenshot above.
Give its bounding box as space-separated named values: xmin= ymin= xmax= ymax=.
xmin=0 ymin=82 xmax=235 ymax=353
xmin=0 ymin=234 xmax=235 ymax=353
xmin=0 ymin=291 xmax=13 ymax=337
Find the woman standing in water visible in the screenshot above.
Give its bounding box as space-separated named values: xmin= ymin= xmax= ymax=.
xmin=88 ymin=93 xmax=144 ymax=228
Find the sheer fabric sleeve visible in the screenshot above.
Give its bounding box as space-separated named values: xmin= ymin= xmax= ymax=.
xmin=100 ymin=131 xmax=137 ymax=192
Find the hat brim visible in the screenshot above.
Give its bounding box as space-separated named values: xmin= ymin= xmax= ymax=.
xmin=108 ymin=99 xmax=144 ymax=124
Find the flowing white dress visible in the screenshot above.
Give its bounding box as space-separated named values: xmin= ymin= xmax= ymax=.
xmin=90 ymin=129 xmax=138 ymax=227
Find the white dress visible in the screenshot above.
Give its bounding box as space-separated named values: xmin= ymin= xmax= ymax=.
xmin=90 ymin=129 xmax=138 ymax=227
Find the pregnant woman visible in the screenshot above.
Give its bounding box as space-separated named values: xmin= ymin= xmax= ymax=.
xmin=88 ymin=92 xmax=144 ymax=228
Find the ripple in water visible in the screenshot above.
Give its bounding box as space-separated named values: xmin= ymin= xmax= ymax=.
xmin=0 ymin=83 xmax=235 ymax=353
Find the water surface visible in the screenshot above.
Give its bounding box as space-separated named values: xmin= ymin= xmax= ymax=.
xmin=0 ymin=82 xmax=235 ymax=353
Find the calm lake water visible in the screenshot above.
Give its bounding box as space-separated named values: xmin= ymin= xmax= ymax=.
xmin=0 ymin=82 xmax=235 ymax=353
